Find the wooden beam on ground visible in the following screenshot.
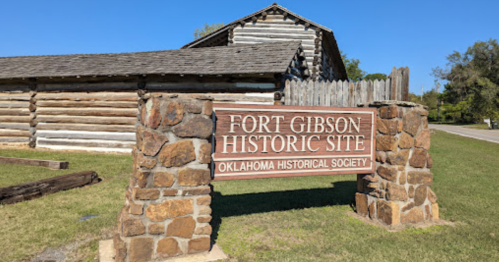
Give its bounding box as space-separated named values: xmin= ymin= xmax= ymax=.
xmin=0 ymin=156 xmax=69 ymax=170
xmin=0 ymin=171 xmax=99 ymax=205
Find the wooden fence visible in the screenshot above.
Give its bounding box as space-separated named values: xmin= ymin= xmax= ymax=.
xmin=284 ymin=67 xmax=409 ymax=106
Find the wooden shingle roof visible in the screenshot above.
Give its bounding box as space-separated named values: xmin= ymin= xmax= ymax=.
xmin=0 ymin=41 xmax=303 ymax=80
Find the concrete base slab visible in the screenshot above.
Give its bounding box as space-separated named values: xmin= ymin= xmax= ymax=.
xmin=99 ymin=239 xmax=228 ymax=262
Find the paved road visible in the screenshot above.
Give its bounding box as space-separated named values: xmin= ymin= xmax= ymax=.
xmin=429 ymin=124 xmax=499 ymax=144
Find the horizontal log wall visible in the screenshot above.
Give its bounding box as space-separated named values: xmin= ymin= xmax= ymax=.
xmin=0 ymin=89 xmax=31 ymax=146
xmin=149 ymin=92 xmax=275 ymax=104
xmin=233 ymin=14 xmax=321 ymax=79
xmin=284 ymin=67 xmax=410 ymax=106
xmin=35 ymin=90 xmax=138 ymax=153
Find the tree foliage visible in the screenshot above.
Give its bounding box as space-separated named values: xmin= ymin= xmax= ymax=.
xmin=193 ymin=23 xmax=225 ymax=39
xmin=433 ymin=39 xmax=499 ymax=122
xmin=341 ymin=52 xmax=387 ymax=81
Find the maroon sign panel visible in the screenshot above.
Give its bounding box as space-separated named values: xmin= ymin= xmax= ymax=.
xmin=212 ymin=104 xmax=377 ymax=181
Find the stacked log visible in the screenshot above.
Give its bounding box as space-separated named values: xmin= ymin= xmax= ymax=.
xmin=0 ymin=89 xmax=31 ymax=146
xmin=35 ymin=91 xmax=138 ymax=152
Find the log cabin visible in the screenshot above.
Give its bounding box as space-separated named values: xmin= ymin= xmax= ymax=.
xmin=182 ymin=3 xmax=348 ymax=82
xmin=0 ymin=41 xmax=309 ymax=152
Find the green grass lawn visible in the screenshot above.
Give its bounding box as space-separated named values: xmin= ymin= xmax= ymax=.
xmin=1 ymin=131 xmax=499 ymax=261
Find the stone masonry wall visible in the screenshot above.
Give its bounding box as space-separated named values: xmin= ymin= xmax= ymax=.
xmin=355 ymin=101 xmax=439 ymax=226
xmin=114 ymin=94 xmax=214 ymax=262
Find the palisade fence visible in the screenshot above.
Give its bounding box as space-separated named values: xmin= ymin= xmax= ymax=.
xmin=284 ymin=67 xmax=410 ymax=107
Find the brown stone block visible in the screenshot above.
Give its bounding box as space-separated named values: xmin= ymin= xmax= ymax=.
xmin=129 ymin=237 xmax=153 ymax=262
xmin=188 ymin=237 xmax=211 ymax=254
xmin=431 ymin=203 xmax=439 ymax=220
xmin=183 ymin=101 xmax=202 ymax=113
xmin=166 ymin=216 xmax=196 ymax=238
xmin=195 ymin=225 xmax=212 ymax=235
xmin=402 ymin=110 xmax=422 ymax=136
xmin=133 ymin=169 xmax=150 ymax=188
xmin=422 ymin=117 xmax=429 ymax=129
xmin=198 ymin=143 xmax=212 ymax=164
xmin=399 ymin=170 xmax=407 ymax=184
xmin=163 ymin=189 xmax=178 ymax=196
xmin=136 ymin=126 xmax=168 ymax=156
xmin=418 ymin=108 xmax=429 ymax=116
xmin=197 ymin=216 xmax=212 ymax=223
xmin=401 ymin=208 xmax=424 ymax=224
xmin=386 ymin=183 xmax=408 ymax=201
xmin=409 ymin=148 xmax=428 ymax=168
xmin=129 ymin=203 xmax=144 ymax=215
xmin=414 ymin=186 xmax=428 ymax=206
xmin=143 ymin=98 xmax=161 ymax=129
xmin=376 ymin=151 xmax=387 ymax=163
xmin=157 ymin=237 xmax=183 ymax=259
xmin=401 ymin=202 xmax=414 ymax=212
xmin=173 ymin=116 xmax=213 ymax=139
xmin=355 ymin=193 xmax=368 ymax=217
xmin=178 ymin=168 xmax=211 ymax=186
xmin=379 ymin=106 xmax=398 ymax=119
xmin=377 ymin=165 xmax=397 ymax=182
xmin=203 ymin=101 xmax=213 ymax=116
xmin=162 ymin=102 xmax=184 ymax=126
xmin=368 ymin=201 xmax=376 ymax=219
xmin=377 ymin=200 xmax=400 ymax=225
xmin=182 ymin=186 xmax=211 ymax=196
xmin=113 ymin=233 xmax=127 ymax=262
xmin=428 ymin=188 xmax=437 ymax=204
xmin=133 ymin=188 xmax=160 ymax=200
xmin=377 ymin=118 xmax=398 ymax=135
xmin=199 ymin=205 xmax=212 ymax=215
xmin=376 ymin=135 xmax=399 ymax=151
xmin=148 ymin=223 xmax=165 ymax=235
xmin=122 ymin=216 xmax=145 ymax=237
xmin=158 ymin=140 xmax=196 ymax=167
xmin=146 ymin=199 xmax=194 ymax=222
xmin=197 ymin=196 xmax=211 ymax=206
xmin=427 ymin=153 xmax=433 ymax=168
xmin=135 ymin=152 xmax=157 ymax=169
xmin=386 ymin=149 xmax=410 ymax=165
xmin=408 ymin=186 xmax=415 ymax=198
xmin=399 ymin=132 xmax=414 ymax=149
xmin=415 ymin=129 xmax=431 ymax=150
xmin=407 ymin=171 xmax=433 ymax=185
xmin=153 ymin=171 xmax=175 ymax=187
xmin=397 ymin=120 xmax=403 ymax=133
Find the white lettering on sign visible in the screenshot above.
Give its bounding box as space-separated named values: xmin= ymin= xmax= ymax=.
xmin=212 ymin=104 xmax=376 ymax=180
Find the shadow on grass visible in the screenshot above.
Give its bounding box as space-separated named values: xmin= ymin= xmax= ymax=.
xmin=210 ymin=180 xmax=357 ymax=241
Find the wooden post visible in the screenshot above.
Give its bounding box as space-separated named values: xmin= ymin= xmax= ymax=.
xmin=28 ymin=79 xmax=37 ymax=148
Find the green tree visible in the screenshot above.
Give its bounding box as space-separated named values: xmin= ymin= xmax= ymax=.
xmin=433 ymin=39 xmax=499 ymax=122
xmin=341 ymin=51 xmax=365 ymax=81
xmin=364 ymin=73 xmax=387 ymax=81
xmin=193 ymin=23 xmax=225 ymax=39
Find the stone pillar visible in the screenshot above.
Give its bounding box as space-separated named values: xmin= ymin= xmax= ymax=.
xmin=114 ymin=95 xmax=214 ymax=262
xmin=355 ymin=101 xmax=439 ymax=226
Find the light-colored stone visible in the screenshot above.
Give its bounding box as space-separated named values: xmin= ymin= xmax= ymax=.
xmin=129 ymin=203 xmax=144 ymax=215
xmin=182 ymin=186 xmax=211 ymax=196
xmin=198 ymin=205 xmax=212 ymax=215
xmin=368 ymin=201 xmax=376 ymax=219
xmin=408 ymin=186 xmax=415 ymax=198
xmin=198 ymin=143 xmax=212 ymax=164
xmin=197 ymin=216 xmax=212 ymax=223
xmin=428 ymin=188 xmax=437 ymax=204
xmin=376 ymin=151 xmax=387 ymax=163
xmin=197 ymin=196 xmax=211 ymax=206
xmin=203 ymin=101 xmax=213 ymax=116
xmin=415 ymin=129 xmax=431 ymax=150
xmin=399 ymin=170 xmax=407 ymax=184
xmin=146 ymin=199 xmax=194 ymax=222
xmin=432 ymin=203 xmax=439 ymax=220
xmin=142 ymin=98 xmax=161 ymax=129
xmin=403 ymin=110 xmax=422 ymax=136
xmin=195 ymin=225 xmax=212 ymax=235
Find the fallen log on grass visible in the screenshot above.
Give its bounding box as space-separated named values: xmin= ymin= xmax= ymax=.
xmin=0 ymin=156 xmax=69 ymax=170
xmin=0 ymin=171 xmax=99 ymax=205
